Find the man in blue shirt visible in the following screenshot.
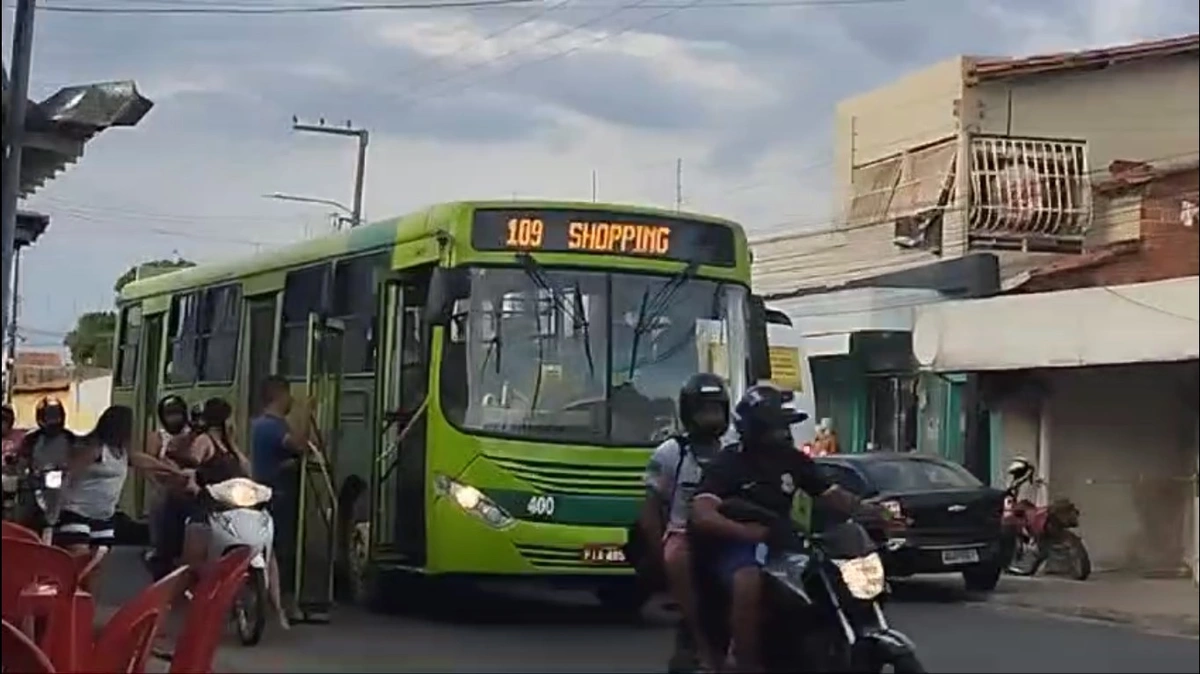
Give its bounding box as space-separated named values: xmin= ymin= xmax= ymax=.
xmin=250 ymin=375 xmax=308 ymax=615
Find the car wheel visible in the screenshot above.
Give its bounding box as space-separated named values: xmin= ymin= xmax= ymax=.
xmin=962 ymin=563 xmax=1002 ymax=592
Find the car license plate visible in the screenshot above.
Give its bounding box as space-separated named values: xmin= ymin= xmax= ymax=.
xmin=941 ymin=548 xmax=980 ymax=565
xmin=581 ymin=544 xmax=626 ymax=565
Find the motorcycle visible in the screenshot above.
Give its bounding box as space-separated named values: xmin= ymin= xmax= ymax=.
xmin=676 ymin=499 xmax=925 ymax=673
xmin=1000 ymin=470 xmax=1091 ymax=581
xmin=205 ymin=477 xmax=275 ymax=646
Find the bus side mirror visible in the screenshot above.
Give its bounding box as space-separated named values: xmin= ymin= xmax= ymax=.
xmin=748 ymin=294 xmax=772 ymax=383
xmin=424 ymin=267 xmax=471 ymax=326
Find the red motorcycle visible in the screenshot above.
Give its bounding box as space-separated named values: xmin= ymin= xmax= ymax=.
xmin=1000 ymin=459 xmax=1091 ymax=581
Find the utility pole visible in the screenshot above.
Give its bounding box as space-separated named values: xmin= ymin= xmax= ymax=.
xmin=674 ymin=158 xmax=683 ymax=212
xmin=1 ymin=0 xmax=37 ymax=399
xmin=291 ymin=117 xmax=369 ymax=227
xmin=591 ymin=170 xmax=598 ymax=203
xmin=4 ymin=250 xmax=21 ymax=400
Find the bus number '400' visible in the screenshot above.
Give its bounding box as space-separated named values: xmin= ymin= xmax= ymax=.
xmin=526 ymin=495 xmax=556 ymax=517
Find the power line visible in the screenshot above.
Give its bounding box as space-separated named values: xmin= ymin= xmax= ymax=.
xmin=21 ymin=0 xmax=904 ymax=13
xmin=19 ymin=0 xmax=541 ymax=14
xmin=392 ymin=0 xmax=904 ymax=109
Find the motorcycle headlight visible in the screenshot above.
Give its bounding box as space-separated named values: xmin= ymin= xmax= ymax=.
xmin=43 ymin=470 xmax=64 ymax=490
xmin=434 ymin=475 xmax=514 ymax=529
xmin=833 ymin=552 xmax=885 ymax=600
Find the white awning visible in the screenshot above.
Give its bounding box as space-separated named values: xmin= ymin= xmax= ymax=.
xmin=913 ymin=276 xmax=1200 ymax=372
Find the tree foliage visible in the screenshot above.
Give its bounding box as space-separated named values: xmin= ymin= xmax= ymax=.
xmin=63 ymin=311 xmax=117 ymax=368
xmin=62 ymin=258 xmax=196 ymax=368
xmin=112 ymin=258 xmax=196 ymax=294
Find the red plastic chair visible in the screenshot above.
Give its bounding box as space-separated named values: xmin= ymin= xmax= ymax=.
xmin=0 ymin=538 xmax=81 ymax=673
xmin=85 ymin=566 xmax=191 ymax=674
xmin=169 ymin=547 xmax=255 ymax=674
xmin=2 ymin=617 xmax=57 ymax=673
xmin=2 ymin=520 xmax=42 ymax=543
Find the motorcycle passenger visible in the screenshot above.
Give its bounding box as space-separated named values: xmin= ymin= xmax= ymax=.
xmin=144 ymin=395 xmax=198 ymax=579
xmin=641 ymin=373 xmax=730 ymax=672
xmin=181 ymin=398 xmax=290 ymax=629
xmin=690 ymin=384 xmax=885 ymax=673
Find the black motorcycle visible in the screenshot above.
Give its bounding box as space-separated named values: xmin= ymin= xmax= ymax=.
xmin=676 ymin=499 xmax=925 ymax=673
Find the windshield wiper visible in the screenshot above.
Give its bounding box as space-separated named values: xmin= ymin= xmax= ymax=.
xmin=516 ymin=252 xmax=595 ymax=378
xmin=625 ymin=260 xmax=700 ymax=379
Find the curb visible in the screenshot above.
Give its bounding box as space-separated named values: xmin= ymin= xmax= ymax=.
xmin=988 ymin=596 xmax=1200 ymax=638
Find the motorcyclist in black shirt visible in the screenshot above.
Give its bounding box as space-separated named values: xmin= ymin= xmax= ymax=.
xmin=690 ymin=384 xmax=884 ymax=672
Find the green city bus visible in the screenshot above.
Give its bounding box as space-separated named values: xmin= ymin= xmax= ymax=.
xmin=111 ymin=200 xmax=773 ymax=616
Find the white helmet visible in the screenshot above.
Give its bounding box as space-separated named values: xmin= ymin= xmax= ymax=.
xmin=1006 ymin=457 xmax=1035 ymax=480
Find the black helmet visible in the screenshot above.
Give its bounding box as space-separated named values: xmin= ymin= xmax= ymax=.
xmin=157 ymin=395 xmax=188 ymax=432
xmin=678 ymin=373 xmax=730 ymax=439
xmin=35 ymin=396 xmax=67 ymax=430
xmin=734 ymin=384 xmax=807 ymax=449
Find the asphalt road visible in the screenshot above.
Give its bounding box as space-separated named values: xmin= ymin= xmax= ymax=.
xmin=95 ymin=548 xmax=1198 ymax=673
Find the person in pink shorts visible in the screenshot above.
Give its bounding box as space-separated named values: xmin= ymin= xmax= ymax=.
xmin=639 ymin=373 xmax=731 ymax=672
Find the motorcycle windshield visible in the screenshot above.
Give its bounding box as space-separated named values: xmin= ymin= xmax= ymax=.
xmin=816 ymin=520 xmax=876 ymax=560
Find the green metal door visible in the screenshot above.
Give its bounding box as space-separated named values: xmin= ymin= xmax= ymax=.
xmin=294 ymin=313 xmax=344 ymax=621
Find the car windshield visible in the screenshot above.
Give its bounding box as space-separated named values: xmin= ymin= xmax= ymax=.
xmin=864 ymin=458 xmax=982 ymax=492
xmin=440 ymin=266 xmax=749 ymax=447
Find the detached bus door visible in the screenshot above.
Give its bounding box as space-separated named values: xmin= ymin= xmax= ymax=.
xmin=294 ymin=313 xmax=344 ymax=621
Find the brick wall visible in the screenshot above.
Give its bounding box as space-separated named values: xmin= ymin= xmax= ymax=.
xmin=1022 ymin=167 xmax=1199 ymax=292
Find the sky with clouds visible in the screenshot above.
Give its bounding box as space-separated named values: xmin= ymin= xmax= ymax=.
xmin=3 ymin=0 xmax=1197 ymax=348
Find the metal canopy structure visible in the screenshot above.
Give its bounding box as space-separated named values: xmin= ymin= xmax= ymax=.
xmin=2 ymin=67 xmax=154 ymax=198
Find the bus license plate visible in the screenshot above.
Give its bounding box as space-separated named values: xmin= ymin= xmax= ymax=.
xmin=581 ymin=544 xmax=626 ymax=565
xmin=941 ymin=548 xmax=980 ymax=565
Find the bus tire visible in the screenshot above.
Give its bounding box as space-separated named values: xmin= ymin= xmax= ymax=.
xmin=595 ymin=583 xmax=649 ymax=619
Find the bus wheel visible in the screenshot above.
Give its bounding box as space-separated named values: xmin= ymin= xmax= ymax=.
xmin=595 ymin=584 xmax=649 ymax=620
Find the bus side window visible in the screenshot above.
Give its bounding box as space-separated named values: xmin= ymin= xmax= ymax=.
xmin=198 ymin=284 xmax=241 ymax=383
xmin=115 ymin=304 xmax=143 ymax=388
xmin=279 ymin=264 xmax=332 ymax=377
xmin=166 ymin=292 xmax=201 ymax=384
xmin=332 ymin=254 xmax=387 ymax=374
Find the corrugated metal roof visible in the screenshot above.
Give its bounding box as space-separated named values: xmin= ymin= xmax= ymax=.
xmin=967 ymin=33 xmax=1199 ymax=84
xmin=3 ymin=69 xmax=153 ymax=197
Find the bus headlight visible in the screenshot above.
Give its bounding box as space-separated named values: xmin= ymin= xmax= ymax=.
xmin=434 ymin=475 xmax=514 ymax=529
xmin=832 ymin=552 xmax=885 ymax=600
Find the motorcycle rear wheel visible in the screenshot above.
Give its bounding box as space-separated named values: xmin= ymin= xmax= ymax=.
xmin=232 ymin=568 xmax=268 ymax=646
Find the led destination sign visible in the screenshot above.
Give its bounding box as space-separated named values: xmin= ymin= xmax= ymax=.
xmin=470 ymin=208 xmax=737 ymax=267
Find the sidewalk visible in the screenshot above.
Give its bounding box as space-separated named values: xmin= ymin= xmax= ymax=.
xmin=989 ymin=573 xmax=1199 ymax=637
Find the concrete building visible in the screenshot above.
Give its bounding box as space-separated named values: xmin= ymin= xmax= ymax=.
xmin=914 ymin=163 xmax=1199 ymax=581
xmin=753 ymin=33 xmax=1199 ymax=293
xmin=8 ymin=350 xmax=112 ymax=433
xmin=751 ymin=35 xmax=1200 ymax=580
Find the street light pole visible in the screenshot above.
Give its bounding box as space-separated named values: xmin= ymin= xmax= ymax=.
xmin=1 ymin=0 xmax=37 ymax=399
xmin=291 ymin=117 xmax=369 ymax=227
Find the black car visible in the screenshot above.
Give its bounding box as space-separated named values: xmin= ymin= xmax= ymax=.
xmin=814 ymin=452 xmax=1006 ymax=592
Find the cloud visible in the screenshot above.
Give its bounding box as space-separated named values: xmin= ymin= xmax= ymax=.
xmin=4 ymin=0 xmax=1197 ymax=344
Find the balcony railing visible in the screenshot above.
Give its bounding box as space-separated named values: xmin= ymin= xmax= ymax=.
xmin=968 ymin=136 xmax=1092 ymax=253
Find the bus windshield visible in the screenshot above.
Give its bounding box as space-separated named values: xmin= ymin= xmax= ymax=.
xmin=440 ymin=266 xmax=749 ymax=447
